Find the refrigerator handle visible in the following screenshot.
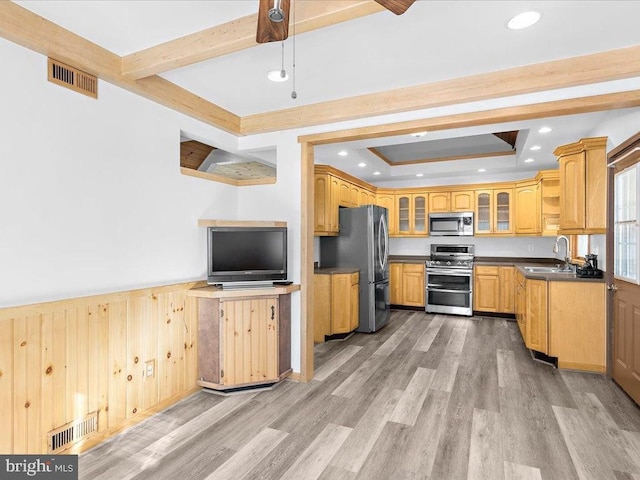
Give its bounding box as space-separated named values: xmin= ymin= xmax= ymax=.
xmin=379 ymin=213 xmax=388 ymax=272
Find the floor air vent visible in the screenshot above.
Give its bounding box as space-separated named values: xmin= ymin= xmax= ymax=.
xmin=48 ymin=411 xmax=99 ymax=453
xmin=48 ymin=58 xmax=98 ymax=99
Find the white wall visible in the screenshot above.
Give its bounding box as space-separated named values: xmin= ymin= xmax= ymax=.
xmin=0 ymin=38 xmax=238 ymax=307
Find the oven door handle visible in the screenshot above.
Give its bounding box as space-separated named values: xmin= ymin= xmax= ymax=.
xmin=426 ymin=269 xmax=473 ymax=276
xmin=427 ymin=288 xmax=473 ymax=294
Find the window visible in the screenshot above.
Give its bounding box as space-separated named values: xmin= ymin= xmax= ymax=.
xmin=614 ymin=163 xmax=640 ymax=284
xmin=570 ymin=235 xmax=590 ymax=262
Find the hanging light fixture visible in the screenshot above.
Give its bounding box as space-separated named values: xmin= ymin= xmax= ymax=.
xmin=291 ymin=0 xmax=297 ymax=99
xmin=268 ymin=0 xmax=286 ymax=22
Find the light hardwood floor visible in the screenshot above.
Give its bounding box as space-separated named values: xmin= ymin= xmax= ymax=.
xmin=79 ymin=310 xmax=640 ymax=480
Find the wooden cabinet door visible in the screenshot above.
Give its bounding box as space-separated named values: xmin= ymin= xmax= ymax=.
xmin=390 ymin=263 xmax=403 ymax=305
xmin=338 ymin=180 xmax=351 ymax=207
xmin=515 ymin=183 xmax=540 ymax=234
xmin=367 ymin=191 xmax=376 ymax=205
xmin=359 ymin=189 xmax=370 ymax=206
xmin=396 ymin=195 xmax=412 ymax=235
xmin=429 ymin=192 xmax=450 ymax=213
xmin=412 ymin=194 xmax=428 ymax=234
xmin=331 ymin=274 xmax=352 ymax=334
xmin=498 ymin=266 xmax=515 ymax=313
xmin=221 ymin=298 xmax=279 ymax=386
xmin=350 ymin=273 xmax=360 ymax=331
xmin=515 ymin=275 xmax=526 ymax=340
xmin=474 ymin=266 xmax=499 ymax=312
xmin=329 ymin=176 xmax=341 ymax=233
xmin=402 ymin=264 xmax=425 ymax=307
xmin=493 ymin=189 xmax=513 ymax=234
xmin=526 ymin=280 xmax=548 ymax=354
xmin=452 ymin=191 xmax=474 ymax=211
xmin=559 ymin=151 xmax=586 ymax=230
xmin=350 ymin=184 xmax=360 ymax=207
xmin=376 ymin=193 xmax=396 ymax=235
xmin=314 ymin=174 xmax=331 ymax=234
xmin=475 ymin=190 xmax=492 ymax=234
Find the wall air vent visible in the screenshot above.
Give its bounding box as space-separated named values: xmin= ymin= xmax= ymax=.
xmin=48 ymin=58 xmax=98 ymax=99
xmin=47 ymin=411 xmax=99 ymax=453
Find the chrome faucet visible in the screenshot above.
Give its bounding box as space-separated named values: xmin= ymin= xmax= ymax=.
xmin=553 ymin=235 xmax=572 ymax=270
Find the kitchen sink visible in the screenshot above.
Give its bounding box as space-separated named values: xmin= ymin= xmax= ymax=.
xmin=523 ymin=266 xmax=575 ymax=274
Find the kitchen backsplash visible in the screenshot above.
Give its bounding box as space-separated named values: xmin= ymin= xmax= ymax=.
xmin=316 ymin=234 xmax=607 ymax=270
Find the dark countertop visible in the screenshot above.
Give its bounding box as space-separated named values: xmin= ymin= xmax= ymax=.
xmin=387 ymin=255 xmax=604 ymax=283
xmin=314 ymin=267 xmax=360 ymax=275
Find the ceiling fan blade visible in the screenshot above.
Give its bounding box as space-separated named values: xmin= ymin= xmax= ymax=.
xmin=256 ymin=0 xmax=290 ymax=44
xmin=374 ymin=0 xmax=416 ymax=15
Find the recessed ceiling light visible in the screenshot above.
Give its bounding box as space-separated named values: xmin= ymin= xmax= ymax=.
xmin=410 ymin=131 xmax=427 ymax=138
xmin=373 ymin=171 xmax=381 ymax=176
xmin=266 ymin=69 xmax=289 ymax=82
xmin=478 ymin=168 xmax=486 ymax=173
xmin=358 ymin=162 xmax=367 ymax=167
xmin=524 ymin=158 xmax=535 ymax=163
xmin=530 ymin=145 xmax=541 ymax=151
xmin=507 ymin=11 xmax=541 ymax=30
xmin=538 ymin=126 xmax=552 ymax=134
xmin=338 ymin=150 xmax=348 ymax=156
xmin=416 ymin=173 xmax=424 ymax=177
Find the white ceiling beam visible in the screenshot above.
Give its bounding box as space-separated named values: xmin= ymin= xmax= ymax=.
xmin=121 ymin=1 xmax=385 ymax=80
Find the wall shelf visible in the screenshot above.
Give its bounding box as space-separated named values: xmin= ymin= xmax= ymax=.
xmin=198 ymin=219 xmax=287 ymax=228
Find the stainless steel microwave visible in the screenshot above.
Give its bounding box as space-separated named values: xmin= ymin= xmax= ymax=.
xmin=429 ymin=212 xmax=474 ymax=236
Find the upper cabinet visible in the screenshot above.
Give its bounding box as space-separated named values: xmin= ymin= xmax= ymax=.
xmin=429 ymin=192 xmax=450 ymax=212
xmin=314 ymin=165 xmax=376 ymax=236
xmin=429 ymin=190 xmax=474 ymax=212
xmin=554 ymin=137 xmax=608 ymax=234
xmin=538 ymin=170 xmax=560 ymax=236
xmin=397 ymin=193 xmax=428 ymax=235
xmin=451 ymin=190 xmax=475 ymax=212
xmin=376 ymin=190 xmax=397 ymax=236
xmin=514 ymin=180 xmax=541 ymax=235
xmin=475 ymin=188 xmax=513 ymax=235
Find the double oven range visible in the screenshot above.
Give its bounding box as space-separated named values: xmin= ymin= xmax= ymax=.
xmin=425 ymin=244 xmax=474 ymax=316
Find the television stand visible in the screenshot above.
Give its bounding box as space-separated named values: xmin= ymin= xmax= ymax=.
xmin=188 ymin=283 xmax=300 ymax=392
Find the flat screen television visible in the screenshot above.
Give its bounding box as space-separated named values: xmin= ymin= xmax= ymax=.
xmin=207 ymin=226 xmax=288 ymax=284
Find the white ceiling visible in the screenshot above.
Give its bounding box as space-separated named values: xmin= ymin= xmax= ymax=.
xmin=14 ymin=0 xmax=640 ymax=184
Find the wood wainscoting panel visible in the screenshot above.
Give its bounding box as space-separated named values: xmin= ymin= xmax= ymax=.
xmin=0 ymin=281 xmax=203 ymax=454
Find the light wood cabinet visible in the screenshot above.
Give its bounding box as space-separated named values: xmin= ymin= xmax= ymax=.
xmin=555 ymin=137 xmax=607 ymax=234
xmin=473 ymin=265 xmax=514 ymax=313
xmin=525 ymin=279 xmax=548 ymax=354
xmin=514 ymin=180 xmax=541 ymax=234
xmin=429 ymin=191 xmax=474 ymax=213
xmin=396 ymin=193 xmax=428 ymax=235
xmin=429 ymin=192 xmax=450 ymax=212
xmin=197 ymin=292 xmax=292 ymax=391
xmin=314 ymin=166 xmax=377 ymax=236
xmin=514 ymin=273 xmax=605 ymax=372
xmin=376 ymin=191 xmax=397 ymax=236
xmin=390 ymin=262 xmax=425 ymax=307
xmin=475 ymin=189 xmax=513 ymax=235
xmin=314 ymin=173 xmax=339 ymax=235
xmin=548 ymin=281 xmax=606 ymax=373
xmin=538 ymin=170 xmax=560 ymax=236
xmin=514 ymin=273 xmax=548 ymax=354
xmin=451 ymin=190 xmax=475 ymax=211
xmin=314 ymin=271 xmax=360 ymax=342
xmin=390 ymin=263 xmax=403 ymax=305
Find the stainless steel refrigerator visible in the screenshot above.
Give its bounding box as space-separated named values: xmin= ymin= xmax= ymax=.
xmin=320 ymin=205 xmax=390 ymax=333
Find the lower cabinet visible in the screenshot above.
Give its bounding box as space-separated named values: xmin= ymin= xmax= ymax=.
xmin=474 ymin=265 xmax=514 ymax=313
xmin=195 ymin=292 xmax=292 ymax=391
xmin=515 ymin=273 xmax=606 ymax=372
xmin=314 ymin=271 xmax=360 ymax=342
xmin=390 ymin=262 xmax=425 ymax=307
